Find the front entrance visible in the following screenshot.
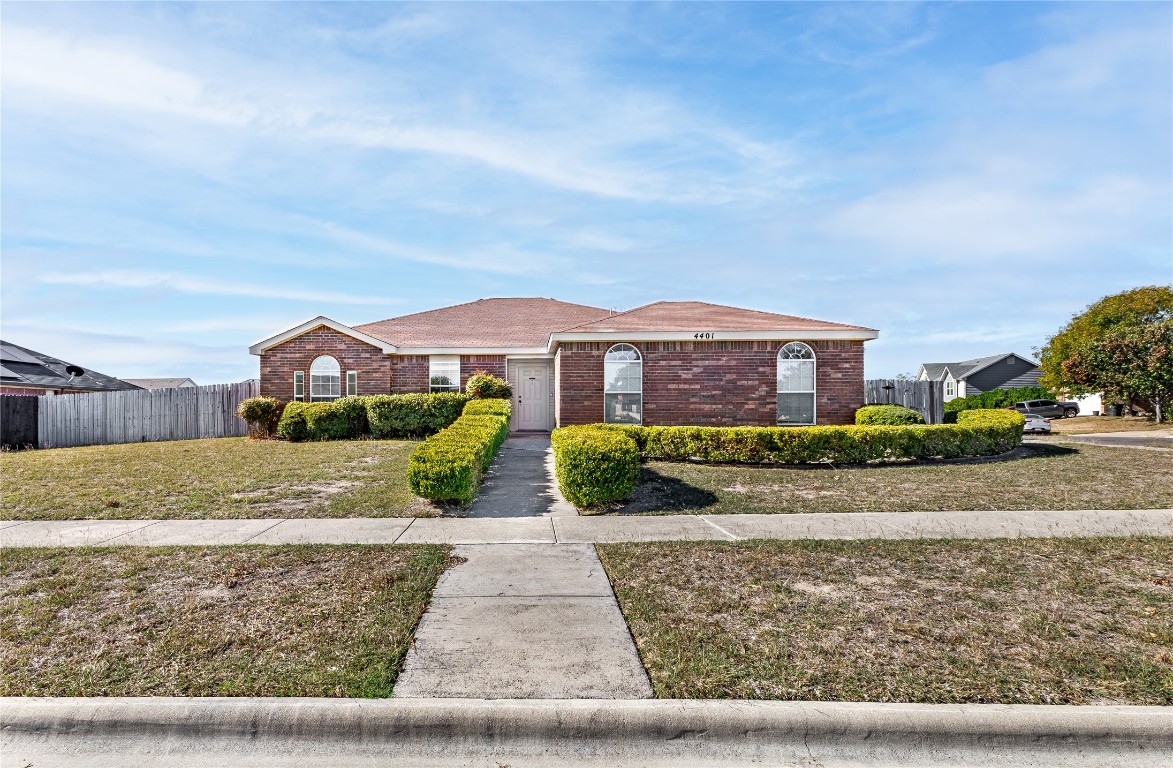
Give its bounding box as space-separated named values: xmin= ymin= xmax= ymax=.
xmin=514 ymin=362 xmax=550 ymax=431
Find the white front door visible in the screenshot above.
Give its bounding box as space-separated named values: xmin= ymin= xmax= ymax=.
xmin=516 ymin=364 xmax=549 ymax=431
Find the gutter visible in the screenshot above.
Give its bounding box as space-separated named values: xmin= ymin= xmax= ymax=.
xmin=4 ymin=697 xmax=1169 ymax=767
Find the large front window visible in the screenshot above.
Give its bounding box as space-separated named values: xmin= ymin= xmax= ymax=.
xmin=777 ymin=342 xmax=815 ymax=425
xmin=604 ymin=343 xmax=642 ymax=424
xmin=430 ymin=355 xmax=460 ymax=392
xmin=310 ymin=355 xmax=341 ymax=402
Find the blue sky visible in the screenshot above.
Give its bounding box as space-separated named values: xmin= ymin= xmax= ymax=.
xmin=2 ymin=1 xmax=1170 ymax=382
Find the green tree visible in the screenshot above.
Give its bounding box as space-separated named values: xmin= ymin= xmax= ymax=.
xmin=1062 ymin=319 xmax=1173 ymax=423
xmin=1038 ymin=285 xmax=1173 ymax=396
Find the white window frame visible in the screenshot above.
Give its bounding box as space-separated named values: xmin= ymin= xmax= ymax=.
xmin=945 ymin=377 xmax=956 ymax=399
xmin=777 ymin=342 xmax=816 ymax=426
xmin=429 ymin=355 xmax=461 ymax=393
xmin=604 ymin=343 xmax=643 ymax=425
xmin=309 ymin=355 xmax=341 ymax=402
xmin=293 ymin=370 xmax=304 ymax=401
xmin=346 ymin=370 xmax=358 ymax=397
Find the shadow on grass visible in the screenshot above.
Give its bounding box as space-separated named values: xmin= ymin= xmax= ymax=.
xmin=613 ymin=467 xmax=719 ymax=515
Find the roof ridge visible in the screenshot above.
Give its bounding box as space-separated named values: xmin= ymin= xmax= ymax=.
xmin=555 ymin=301 xmax=662 ymax=332
xmin=354 ymin=297 xmax=609 ymax=331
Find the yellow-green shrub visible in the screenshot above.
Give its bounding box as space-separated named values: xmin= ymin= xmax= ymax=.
xmin=407 ymin=403 xmax=512 ymax=504
xmin=551 ymin=426 xmax=640 ymax=508
xmin=236 ymin=396 xmax=284 ymax=439
xmin=365 ymin=393 xmax=470 ymax=438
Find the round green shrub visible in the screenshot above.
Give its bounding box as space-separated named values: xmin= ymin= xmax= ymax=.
xmin=465 ymin=371 xmax=512 ymax=399
xmin=236 ymin=396 xmax=284 ymax=439
xmin=855 ymin=404 xmax=926 ymax=426
xmin=551 ymin=426 xmax=640 ymax=509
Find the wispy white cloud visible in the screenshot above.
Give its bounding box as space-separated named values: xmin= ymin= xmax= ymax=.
xmin=39 ymin=270 xmax=395 ymax=306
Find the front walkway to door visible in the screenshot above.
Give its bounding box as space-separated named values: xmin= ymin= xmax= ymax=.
xmin=461 ymin=435 xmax=576 ymax=518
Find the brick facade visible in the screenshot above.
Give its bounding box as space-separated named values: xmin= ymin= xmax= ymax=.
xmin=555 ymin=339 xmax=864 ymax=427
xmin=259 ymin=327 xmax=391 ymax=400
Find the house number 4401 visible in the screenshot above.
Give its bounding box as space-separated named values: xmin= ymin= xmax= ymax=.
xmin=693 ymin=332 xmax=716 ymax=339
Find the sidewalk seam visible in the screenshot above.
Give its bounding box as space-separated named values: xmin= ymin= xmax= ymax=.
xmin=699 ymin=516 xmax=739 ymax=540
xmin=392 ymin=518 xmax=416 ymax=543
xmin=95 ymin=520 xmax=163 ymax=545
xmin=241 ymin=519 xmax=287 ymax=544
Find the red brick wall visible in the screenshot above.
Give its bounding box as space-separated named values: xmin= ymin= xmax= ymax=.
xmin=555 ymin=340 xmax=865 ymax=427
xmin=260 ymin=327 xmax=391 ymax=400
xmin=391 ymin=355 xmax=429 ymax=393
xmin=388 ymin=355 xmax=507 ymax=393
xmin=0 ymin=386 xmax=53 ymax=396
xmin=460 ymin=356 xmax=507 ymax=388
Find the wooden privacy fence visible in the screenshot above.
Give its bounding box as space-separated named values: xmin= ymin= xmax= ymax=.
xmin=35 ymin=381 xmax=260 ymax=449
xmin=864 ymin=379 xmax=944 ymax=424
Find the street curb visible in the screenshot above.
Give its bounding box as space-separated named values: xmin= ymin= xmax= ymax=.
xmin=3 ymin=697 xmax=1171 ymax=767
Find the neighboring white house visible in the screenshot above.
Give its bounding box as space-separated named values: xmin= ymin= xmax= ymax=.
xmin=123 ymin=377 xmax=198 ymax=389
xmin=916 ymin=353 xmax=1042 ymax=403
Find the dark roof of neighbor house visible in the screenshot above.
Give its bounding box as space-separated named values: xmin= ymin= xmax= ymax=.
xmin=354 ymin=298 xmax=610 ymax=348
xmin=559 ymin=301 xmax=876 ymax=334
xmin=123 ymin=378 xmax=198 ymax=389
xmin=0 ymin=340 xmax=142 ymax=393
xmin=920 ymin=353 xmax=1039 ymax=381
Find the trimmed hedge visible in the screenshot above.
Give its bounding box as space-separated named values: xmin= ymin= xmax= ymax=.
xmin=855 ymin=404 xmax=925 ymax=426
xmin=365 ymin=393 xmax=470 ymax=439
xmin=551 ymin=426 xmax=641 ymax=508
xmin=563 ymin=408 xmax=1024 ymax=471
xmin=462 ymin=398 xmax=512 ymax=418
xmin=408 ymin=402 xmax=512 ymax=504
xmin=276 ymin=393 xmax=469 ymax=442
xmin=944 ymin=385 xmax=1053 ymax=422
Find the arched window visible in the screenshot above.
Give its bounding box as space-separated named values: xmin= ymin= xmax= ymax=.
xmin=777 ymin=342 xmax=815 ymax=425
xmin=309 ymin=355 xmax=341 ymax=402
xmin=604 ymin=343 xmax=642 ymax=424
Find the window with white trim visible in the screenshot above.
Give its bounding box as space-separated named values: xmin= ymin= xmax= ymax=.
xmin=777 ymin=342 xmax=815 ymax=425
xmin=293 ymin=370 xmax=304 ymax=400
xmin=945 ymin=377 xmax=956 ymax=398
xmin=604 ymin=343 xmax=642 ymax=424
xmin=309 ymin=355 xmax=341 ymax=401
xmin=347 ymin=370 xmax=358 ymax=397
xmin=430 ymin=355 xmax=461 ymax=392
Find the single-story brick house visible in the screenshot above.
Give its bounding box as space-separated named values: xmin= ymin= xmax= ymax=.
xmin=250 ymin=299 xmax=878 ymax=431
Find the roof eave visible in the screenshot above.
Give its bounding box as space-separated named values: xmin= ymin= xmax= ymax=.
xmin=547 ymin=328 xmax=880 ymax=352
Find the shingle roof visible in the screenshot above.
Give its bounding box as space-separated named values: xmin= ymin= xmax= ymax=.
xmin=921 ymin=353 xmax=1038 ymax=381
xmin=558 ymin=301 xmax=876 ymax=334
xmin=123 ymin=378 xmax=197 ymax=389
xmin=354 ymin=298 xmax=610 ymax=348
xmin=0 ymin=340 xmax=142 ymax=393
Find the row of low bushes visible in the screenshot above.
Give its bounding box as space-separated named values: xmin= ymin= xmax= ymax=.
xmin=854 ymin=404 xmax=925 ymax=425
xmin=552 ymin=409 xmax=1026 ymax=508
xmin=407 ymin=399 xmax=512 ymax=504
xmin=943 ymin=385 xmax=1054 ymax=422
xmin=268 ymin=392 xmax=473 ymax=442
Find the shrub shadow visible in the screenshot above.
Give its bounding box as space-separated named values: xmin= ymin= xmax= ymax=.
xmin=613 ymin=467 xmax=719 ymax=515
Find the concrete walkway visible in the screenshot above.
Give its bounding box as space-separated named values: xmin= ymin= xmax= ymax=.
xmin=3 ymin=508 xmax=1170 ymax=547
xmin=460 ymin=435 xmax=576 ymax=517
xmin=393 ymin=544 xmax=652 ymax=698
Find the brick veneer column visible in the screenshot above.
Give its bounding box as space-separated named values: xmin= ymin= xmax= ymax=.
xmin=554 ymin=339 xmax=865 ymax=427
xmin=259 ymin=327 xmax=391 ymax=400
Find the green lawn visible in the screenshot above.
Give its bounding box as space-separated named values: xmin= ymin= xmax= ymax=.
xmin=607 ymin=443 xmax=1173 ymax=515
xmin=0 ymin=437 xmax=436 ymax=520
xmin=0 ymin=544 xmax=453 ymax=696
xmin=598 ymin=537 xmax=1173 ymax=704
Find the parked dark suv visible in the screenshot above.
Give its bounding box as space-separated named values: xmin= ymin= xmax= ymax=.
xmin=1012 ymin=399 xmax=1080 ymax=419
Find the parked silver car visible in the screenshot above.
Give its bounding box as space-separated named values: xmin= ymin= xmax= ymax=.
xmin=1023 ymin=414 xmax=1051 ymax=434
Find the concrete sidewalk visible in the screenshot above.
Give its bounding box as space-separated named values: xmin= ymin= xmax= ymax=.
xmin=3 ymin=508 xmax=1170 ymax=547
xmin=5 ymin=697 xmax=1169 ymax=767
xmin=393 ymin=544 xmax=652 ymax=698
